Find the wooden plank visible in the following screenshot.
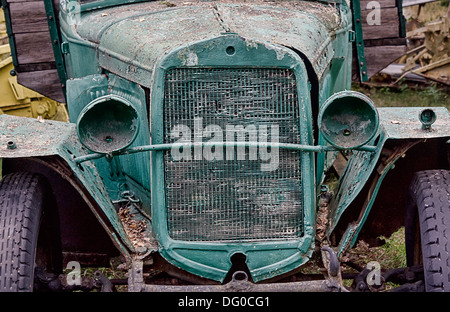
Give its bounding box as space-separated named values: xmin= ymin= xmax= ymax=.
xmin=402 ymin=0 xmax=438 ymax=7
xmin=332 ymin=152 xmax=349 ymax=177
xmin=353 ymin=39 xmax=407 ymax=80
xmin=354 ymin=0 xmax=407 ymax=80
xmin=14 ymin=31 xmax=54 ymax=64
xmin=9 ymin=1 xmax=48 ymax=34
xmin=360 ymin=0 xmax=397 ymax=9
xmin=361 ymin=8 xmax=400 ymax=40
xmin=364 ymin=45 xmax=407 ymax=77
xmin=17 ymin=69 xmax=65 ymax=102
xmin=380 ymin=63 xmax=427 ymax=81
xmin=16 ymin=62 xmax=55 ymax=72
xmin=364 ymin=37 xmax=407 ymax=47
xmin=5 ymin=0 xmax=64 ymax=102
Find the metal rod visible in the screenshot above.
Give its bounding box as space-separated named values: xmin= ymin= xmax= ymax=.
xmin=139 ymin=279 xmax=338 ymax=292
xmin=74 ymin=142 xmax=377 ymax=164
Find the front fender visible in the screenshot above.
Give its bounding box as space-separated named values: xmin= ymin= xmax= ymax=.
xmin=0 ymin=114 xmax=136 ymax=255
xmin=327 ymin=107 xmax=450 ymax=253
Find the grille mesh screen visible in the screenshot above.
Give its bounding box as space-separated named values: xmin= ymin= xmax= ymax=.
xmin=163 ymin=68 xmax=303 ymax=242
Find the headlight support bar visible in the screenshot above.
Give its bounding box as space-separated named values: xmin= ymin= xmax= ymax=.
xmin=73 ymin=141 xmax=377 ymax=164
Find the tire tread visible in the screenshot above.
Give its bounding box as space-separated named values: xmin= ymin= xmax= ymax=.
xmin=0 ymin=173 xmax=44 ymax=292
xmin=410 ymin=170 xmax=450 ymax=292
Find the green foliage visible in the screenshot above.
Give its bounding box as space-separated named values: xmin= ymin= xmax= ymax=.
xmin=341 ymin=227 xmax=407 ymax=290
xmin=375 ymin=227 xmax=407 ymax=269
xmin=352 ymin=83 xmax=450 ymax=110
xmin=342 ymin=227 xmax=407 ymax=271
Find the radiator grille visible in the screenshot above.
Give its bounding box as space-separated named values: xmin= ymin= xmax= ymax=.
xmin=163 ymin=68 xmax=303 ymax=242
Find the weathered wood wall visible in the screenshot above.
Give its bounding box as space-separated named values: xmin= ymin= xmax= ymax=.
xmin=354 ymin=0 xmax=407 ymax=80
xmin=5 ymin=0 xmax=64 ymax=102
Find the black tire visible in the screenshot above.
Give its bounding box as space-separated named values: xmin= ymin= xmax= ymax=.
xmin=0 ymin=172 xmax=60 ymax=292
xmin=405 ymin=170 xmax=450 ymax=292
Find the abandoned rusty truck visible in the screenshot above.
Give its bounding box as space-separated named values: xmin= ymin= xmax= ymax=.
xmin=0 ymin=0 xmax=449 ymax=292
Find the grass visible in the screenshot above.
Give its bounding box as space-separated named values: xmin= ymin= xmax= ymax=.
xmin=342 ymin=227 xmax=407 ymax=271
xmin=64 ymin=260 xmax=128 ymax=292
xmin=352 ymin=82 xmax=450 ymax=110
xmin=340 ymin=227 xmax=407 ymax=291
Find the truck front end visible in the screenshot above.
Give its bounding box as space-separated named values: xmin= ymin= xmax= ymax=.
xmin=0 ymin=0 xmax=449 ymax=292
xmin=60 ymin=0 xmax=354 ymax=289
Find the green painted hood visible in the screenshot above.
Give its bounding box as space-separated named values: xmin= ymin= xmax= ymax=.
xmin=75 ymin=0 xmax=343 ymax=85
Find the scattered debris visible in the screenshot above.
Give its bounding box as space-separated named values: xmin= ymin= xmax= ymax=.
xmin=160 ymin=1 xmax=176 ymax=7
xmin=316 ymin=205 xmax=329 ymax=242
xmin=118 ymin=204 xmax=157 ymax=251
xmin=316 ymin=186 xmax=333 ymax=242
xmin=396 ymin=16 xmax=450 ymax=85
xmin=378 ymin=0 xmax=450 ymax=87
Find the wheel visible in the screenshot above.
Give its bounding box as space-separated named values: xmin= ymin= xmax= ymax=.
xmin=0 ymin=172 xmax=61 ymax=292
xmin=405 ymin=170 xmax=450 ymax=292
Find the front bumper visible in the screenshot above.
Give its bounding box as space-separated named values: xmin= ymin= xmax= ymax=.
xmin=127 ymin=247 xmax=347 ymax=292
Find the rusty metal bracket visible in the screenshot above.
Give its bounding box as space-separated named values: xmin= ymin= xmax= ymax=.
xmin=128 ymin=259 xmax=146 ymax=292
xmin=321 ymin=245 xmax=349 ymax=292
xmin=94 ymin=271 xmax=115 ymax=292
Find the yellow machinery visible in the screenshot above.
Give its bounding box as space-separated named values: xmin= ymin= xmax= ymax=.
xmin=0 ymin=9 xmax=69 ymax=121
